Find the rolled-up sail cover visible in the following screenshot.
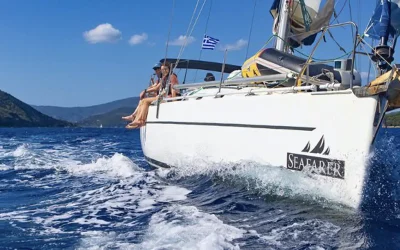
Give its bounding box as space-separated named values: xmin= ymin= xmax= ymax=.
xmin=241 ymin=48 xmax=342 ymax=83
xmin=270 ymin=0 xmax=335 ymax=47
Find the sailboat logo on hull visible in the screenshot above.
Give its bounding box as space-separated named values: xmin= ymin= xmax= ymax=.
xmin=286 ymin=136 xmax=345 ymax=179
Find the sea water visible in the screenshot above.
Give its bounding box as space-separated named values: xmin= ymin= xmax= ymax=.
xmin=0 ymin=127 xmax=399 ymax=249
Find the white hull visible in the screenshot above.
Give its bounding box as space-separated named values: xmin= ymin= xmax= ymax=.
xmin=140 ymin=88 xmax=381 ymax=208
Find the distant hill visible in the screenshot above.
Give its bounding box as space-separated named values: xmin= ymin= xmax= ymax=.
xmin=32 ymin=97 xmax=140 ymax=122
xmin=77 ymin=107 xmax=134 ymax=128
xmin=385 ymin=111 xmax=400 ymax=127
xmin=0 ymin=90 xmax=73 ymax=127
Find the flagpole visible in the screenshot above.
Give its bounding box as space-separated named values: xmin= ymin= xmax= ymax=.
xmin=218 ymin=49 xmax=228 ymax=95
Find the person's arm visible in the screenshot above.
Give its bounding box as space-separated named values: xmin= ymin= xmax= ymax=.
xmin=169 ymin=74 xmax=179 ymax=97
xmin=146 ymin=81 xmax=161 ymax=93
xmin=140 ymin=81 xmax=161 ymax=99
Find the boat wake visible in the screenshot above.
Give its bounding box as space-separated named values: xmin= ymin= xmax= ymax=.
xmin=0 ymin=128 xmax=399 ymax=249
xmin=0 ymin=138 xmax=246 ymax=249
xmin=156 ymin=154 xmax=360 ymax=210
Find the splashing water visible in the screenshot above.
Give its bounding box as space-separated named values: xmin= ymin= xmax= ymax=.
xmin=0 ymin=127 xmax=399 ymax=249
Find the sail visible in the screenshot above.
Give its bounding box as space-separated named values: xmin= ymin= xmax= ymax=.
xmin=270 ymin=0 xmax=335 ymax=48
xmin=364 ymin=0 xmax=400 ymax=43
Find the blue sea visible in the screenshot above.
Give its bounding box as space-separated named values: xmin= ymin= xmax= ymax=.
xmin=0 ymin=127 xmax=400 ymax=249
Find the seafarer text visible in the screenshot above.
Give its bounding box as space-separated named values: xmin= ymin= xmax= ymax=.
xmin=287 ymin=153 xmax=345 ymax=179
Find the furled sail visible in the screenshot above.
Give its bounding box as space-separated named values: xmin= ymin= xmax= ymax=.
xmin=364 ymin=0 xmax=400 ymax=44
xmin=270 ymin=0 xmax=335 ymax=48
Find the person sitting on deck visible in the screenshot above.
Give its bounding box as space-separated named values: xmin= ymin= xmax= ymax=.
xmin=122 ymin=62 xmax=163 ymax=121
xmin=204 ymin=72 xmax=215 ymax=82
xmin=126 ymin=62 xmax=179 ymax=129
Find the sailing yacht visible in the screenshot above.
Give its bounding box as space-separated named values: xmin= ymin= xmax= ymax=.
xmin=140 ymin=0 xmax=400 ymax=208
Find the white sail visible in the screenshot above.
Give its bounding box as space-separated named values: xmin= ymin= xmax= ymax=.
xmin=291 ymin=0 xmax=322 ymax=26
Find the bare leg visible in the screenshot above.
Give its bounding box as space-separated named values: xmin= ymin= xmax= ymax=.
xmin=122 ymin=100 xmax=144 ymax=121
xmin=126 ymin=96 xmax=157 ymax=129
xmin=122 ymin=105 xmax=139 ymax=121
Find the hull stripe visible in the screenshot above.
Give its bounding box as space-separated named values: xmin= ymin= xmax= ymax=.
xmin=146 ymin=121 xmax=315 ymax=131
xmin=145 ymin=155 xmax=171 ymax=168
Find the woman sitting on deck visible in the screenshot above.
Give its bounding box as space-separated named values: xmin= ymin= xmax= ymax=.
xmin=122 ymin=63 xmax=162 ymax=121
xmin=126 ymin=62 xmax=179 ymax=129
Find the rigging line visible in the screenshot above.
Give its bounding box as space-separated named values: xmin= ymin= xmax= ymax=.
xmin=175 ymin=0 xmax=201 ymax=66
xmin=358 ymin=39 xmax=377 ymax=82
xmin=348 ymin=0 xmax=354 ymax=38
xmin=330 ymin=0 xmax=348 ymax=25
xmin=290 ymin=0 xmax=300 ymax=20
xmin=332 ymin=0 xmax=341 ymax=25
xmin=174 ymin=0 xmax=207 ymax=71
xmin=347 ymin=0 xmax=355 ymax=68
xmin=245 ymin=0 xmax=257 ymax=60
xmin=327 ymin=30 xmax=346 ymax=53
xmin=194 ymin=0 xmax=213 ymax=82
xmin=200 ymin=0 xmax=213 ymax=55
xmin=360 ymin=35 xmax=393 ymax=70
xmin=357 ymin=0 xmax=362 ymax=74
xmin=164 ymin=0 xmax=176 ymax=64
xmin=366 ymin=40 xmax=374 ymax=83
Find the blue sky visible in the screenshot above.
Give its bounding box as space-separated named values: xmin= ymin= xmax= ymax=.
xmin=0 ymin=0 xmax=386 ymax=107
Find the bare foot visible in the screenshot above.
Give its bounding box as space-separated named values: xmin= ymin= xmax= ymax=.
xmin=126 ymin=120 xmax=144 ymax=129
xmin=122 ymin=115 xmax=135 ymax=121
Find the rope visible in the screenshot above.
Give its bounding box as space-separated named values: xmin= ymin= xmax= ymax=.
xmin=193 ymin=0 xmax=213 ymax=82
xmin=271 ymin=34 xmax=352 ymax=61
xmin=357 ymin=0 xmax=362 ymax=74
xmin=163 ymin=0 xmax=175 ymax=64
xmin=173 ymin=0 xmax=207 ymax=72
xmin=330 ymin=0 xmax=349 ymax=25
xmin=245 ymin=0 xmax=257 ymax=60
xmin=163 ymin=0 xmax=207 ymax=97
xmin=174 ymin=0 xmax=201 ymax=66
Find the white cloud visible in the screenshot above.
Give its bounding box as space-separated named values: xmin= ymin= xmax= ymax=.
xmin=169 ymin=35 xmax=196 ymax=46
xmin=129 ymin=33 xmax=148 ymax=45
xmin=220 ymin=39 xmax=248 ymax=51
xmin=83 ymin=23 xmax=122 ymax=44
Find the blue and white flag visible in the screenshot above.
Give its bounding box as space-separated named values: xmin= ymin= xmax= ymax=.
xmin=202 ymin=35 xmax=220 ymax=50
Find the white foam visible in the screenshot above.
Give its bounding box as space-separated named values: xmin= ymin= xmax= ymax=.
xmin=164 ymin=157 xmax=358 ymax=208
xmin=260 ymin=219 xmax=341 ymax=247
xmin=137 ymin=205 xmax=245 ymax=250
xmin=12 ymin=144 xmax=29 ymax=157
xmin=158 ymin=186 xmax=191 ymax=202
xmin=77 ymin=231 xmax=120 ymax=250
xmin=63 ymin=153 xmax=140 ymax=179
xmin=0 ymin=164 xmax=193 ymax=240
xmin=73 ymin=218 xmax=110 ymax=226
xmin=0 ymin=164 xmax=9 ymax=171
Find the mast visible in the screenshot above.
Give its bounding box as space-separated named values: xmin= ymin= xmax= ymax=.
xmin=275 ymin=0 xmax=290 ymax=52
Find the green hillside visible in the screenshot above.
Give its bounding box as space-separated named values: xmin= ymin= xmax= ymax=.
xmin=385 ymin=111 xmax=400 ymax=127
xmin=77 ymin=107 xmax=134 ymax=128
xmin=0 ymin=90 xmax=73 ymax=127
xmin=32 ymin=97 xmax=140 ymax=122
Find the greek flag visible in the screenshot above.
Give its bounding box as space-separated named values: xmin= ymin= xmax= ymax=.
xmin=202 ymin=35 xmax=219 ymax=50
